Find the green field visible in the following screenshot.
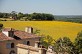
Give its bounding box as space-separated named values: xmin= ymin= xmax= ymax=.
xmin=1 ymin=21 xmax=82 ymax=41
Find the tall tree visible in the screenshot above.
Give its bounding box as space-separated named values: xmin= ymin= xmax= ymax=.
xmin=54 ymin=37 xmax=76 ymax=54
xmin=11 ymin=11 xmax=17 ymax=20
xmin=74 ymin=31 xmax=82 ymax=54
xmin=40 ymin=35 xmax=54 ymax=48
xmin=17 ymin=12 xmax=24 ymax=19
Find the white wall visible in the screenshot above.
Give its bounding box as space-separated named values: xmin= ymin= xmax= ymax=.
xmin=2 ymin=31 xmax=9 ymax=37
xmin=17 ymin=47 xmax=39 ymax=54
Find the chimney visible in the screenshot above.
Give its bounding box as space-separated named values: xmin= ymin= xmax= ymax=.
xmin=25 ymin=27 xmax=33 ymax=33
xmin=2 ymin=28 xmax=14 ymax=37
xmin=35 ymin=41 xmax=40 ymax=48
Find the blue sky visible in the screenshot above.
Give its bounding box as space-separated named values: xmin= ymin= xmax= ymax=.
xmin=0 ymin=0 xmax=82 ymax=15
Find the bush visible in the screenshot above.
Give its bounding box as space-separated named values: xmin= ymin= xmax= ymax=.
xmin=0 ymin=23 xmax=3 ymax=31
xmin=74 ymin=31 xmax=82 ymax=53
xmin=0 ymin=24 xmax=3 ymax=27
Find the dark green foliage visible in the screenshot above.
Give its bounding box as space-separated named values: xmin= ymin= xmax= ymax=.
xmin=30 ymin=13 xmax=54 ymax=21
xmin=17 ymin=12 xmax=24 ymax=19
xmin=0 ymin=24 xmax=3 ymax=27
xmin=0 ymin=12 xmax=10 ymax=18
xmin=74 ymin=31 xmax=82 ymax=53
xmin=0 ymin=24 xmax=3 ymax=32
xmin=11 ymin=11 xmax=17 ymax=20
xmin=0 ymin=12 xmax=55 ymax=21
xmin=1 ymin=11 xmax=82 ymax=22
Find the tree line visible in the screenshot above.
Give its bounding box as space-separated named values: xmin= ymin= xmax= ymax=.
xmin=0 ymin=11 xmax=55 ymax=21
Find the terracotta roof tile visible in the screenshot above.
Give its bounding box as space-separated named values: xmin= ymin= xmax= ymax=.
xmin=0 ymin=32 xmax=14 ymax=41
xmin=14 ymin=30 xmax=41 ymax=39
xmin=0 ymin=28 xmax=41 ymax=41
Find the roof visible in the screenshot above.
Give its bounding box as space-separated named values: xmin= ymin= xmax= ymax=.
xmin=17 ymin=44 xmax=47 ymax=52
xmin=14 ymin=30 xmax=41 ymax=39
xmin=17 ymin=44 xmax=39 ymax=52
xmin=0 ymin=32 xmax=14 ymax=41
xmin=0 ymin=28 xmax=41 ymax=41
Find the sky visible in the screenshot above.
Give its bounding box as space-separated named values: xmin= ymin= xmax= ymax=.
xmin=0 ymin=0 xmax=82 ymax=15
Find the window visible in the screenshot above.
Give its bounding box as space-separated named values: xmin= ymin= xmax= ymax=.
xmin=6 ymin=42 xmax=14 ymax=49
xmin=23 ymin=41 xmax=26 ymax=44
xmin=27 ymin=41 xmax=30 ymax=45
xmin=6 ymin=43 xmax=11 ymax=48
xmin=38 ymin=42 xmax=40 ymax=47
xmin=23 ymin=41 xmax=30 ymax=46
xmin=11 ymin=43 xmax=14 ymax=48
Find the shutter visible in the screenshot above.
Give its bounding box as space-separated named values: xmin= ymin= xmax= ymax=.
xmin=6 ymin=43 xmax=11 ymax=48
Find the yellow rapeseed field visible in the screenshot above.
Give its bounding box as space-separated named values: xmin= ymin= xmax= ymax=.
xmin=1 ymin=21 xmax=82 ymax=41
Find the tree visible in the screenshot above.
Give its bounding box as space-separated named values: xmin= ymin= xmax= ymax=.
xmin=31 ymin=13 xmax=41 ymax=20
xmin=54 ymin=37 xmax=76 ymax=54
xmin=44 ymin=14 xmax=54 ymax=20
xmin=40 ymin=35 xmax=54 ymax=48
xmin=0 ymin=24 xmax=3 ymax=32
xmin=30 ymin=13 xmax=55 ymax=21
xmin=23 ymin=13 xmax=28 ymax=17
xmin=0 ymin=12 xmax=4 ymax=18
xmin=33 ymin=29 xmax=40 ymax=35
xmin=11 ymin=11 xmax=17 ymax=20
xmin=27 ymin=14 xmax=32 ymax=20
xmin=17 ymin=12 xmax=24 ymax=19
xmin=3 ymin=13 xmax=10 ymax=18
xmin=74 ymin=31 xmax=82 ymax=53
xmin=0 ymin=12 xmax=10 ymax=18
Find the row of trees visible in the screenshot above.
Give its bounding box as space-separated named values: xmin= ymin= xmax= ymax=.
xmin=0 ymin=13 xmax=10 ymax=18
xmin=0 ymin=11 xmax=55 ymax=21
xmin=40 ymin=31 xmax=82 ymax=54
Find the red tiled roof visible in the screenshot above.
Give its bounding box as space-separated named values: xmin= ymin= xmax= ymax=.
xmin=0 ymin=28 xmax=41 ymax=41
xmin=0 ymin=32 xmax=14 ymax=41
xmin=14 ymin=30 xmax=41 ymax=39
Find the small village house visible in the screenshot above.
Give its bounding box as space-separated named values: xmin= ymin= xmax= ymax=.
xmin=0 ymin=27 xmax=41 ymax=54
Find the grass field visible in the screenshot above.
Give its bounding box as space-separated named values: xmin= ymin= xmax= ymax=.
xmin=1 ymin=21 xmax=82 ymax=41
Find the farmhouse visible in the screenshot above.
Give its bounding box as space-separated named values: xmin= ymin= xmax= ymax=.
xmin=0 ymin=27 xmax=41 ymax=54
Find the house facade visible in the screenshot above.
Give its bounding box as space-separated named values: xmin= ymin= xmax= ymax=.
xmin=0 ymin=27 xmax=41 ymax=54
